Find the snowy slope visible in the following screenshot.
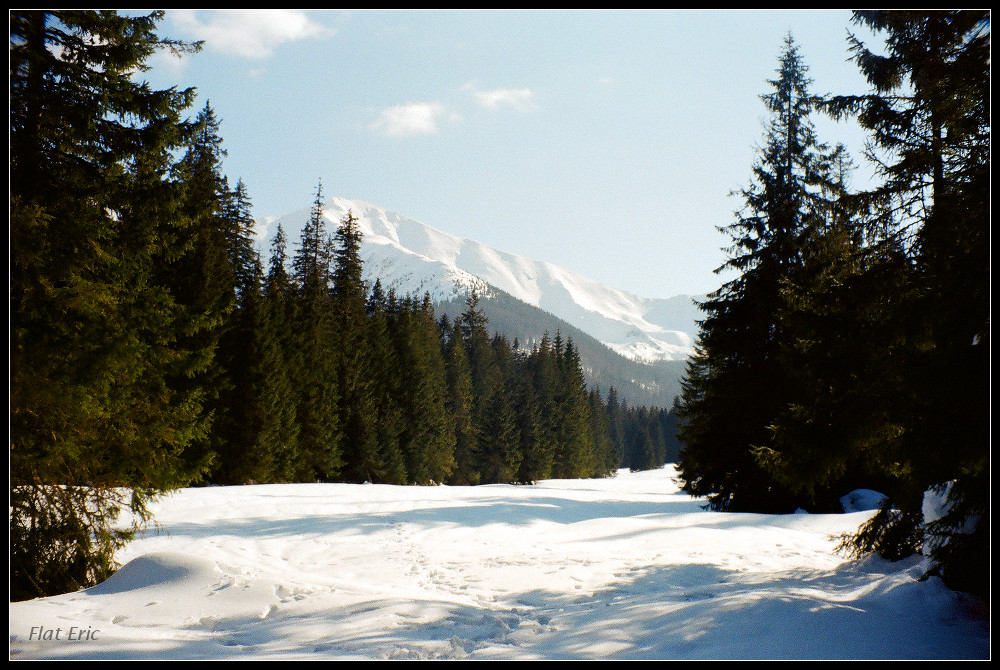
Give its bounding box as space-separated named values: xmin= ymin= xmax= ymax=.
xmin=9 ymin=466 xmax=989 ymax=660
xmin=264 ymin=198 xmax=701 ymax=363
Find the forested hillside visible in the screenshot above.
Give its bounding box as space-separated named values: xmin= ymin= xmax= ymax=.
xmin=9 ymin=10 xmax=677 ymax=602
xmin=435 ymin=289 xmax=690 ymax=409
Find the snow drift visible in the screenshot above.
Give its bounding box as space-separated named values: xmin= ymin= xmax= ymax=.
xmin=9 ymin=466 xmax=988 ymax=660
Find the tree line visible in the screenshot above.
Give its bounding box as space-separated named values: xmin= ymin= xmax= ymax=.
xmin=675 ymin=12 xmax=988 ymax=602
xmin=9 ymin=10 xmax=674 ymax=601
xmin=213 ymin=177 xmax=630 ymax=489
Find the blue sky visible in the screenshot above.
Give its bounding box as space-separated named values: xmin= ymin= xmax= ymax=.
xmin=144 ymin=10 xmax=881 ymax=299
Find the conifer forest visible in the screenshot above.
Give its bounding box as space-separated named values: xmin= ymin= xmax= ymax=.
xmin=10 ymin=10 xmax=989 ymax=608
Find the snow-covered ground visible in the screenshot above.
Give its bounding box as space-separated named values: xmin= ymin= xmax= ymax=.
xmin=9 ymin=466 xmax=989 ymax=660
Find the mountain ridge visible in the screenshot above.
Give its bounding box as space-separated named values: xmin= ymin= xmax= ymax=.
xmin=262 ymin=197 xmax=703 ymax=407
xmin=265 ymin=197 xmax=703 ymax=363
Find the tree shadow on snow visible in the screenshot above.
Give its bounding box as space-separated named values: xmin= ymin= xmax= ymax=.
xmin=18 ymin=561 xmax=985 ymax=661
xmin=143 ymin=495 xmax=705 ymax=541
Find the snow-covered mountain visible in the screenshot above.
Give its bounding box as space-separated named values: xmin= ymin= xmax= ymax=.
xmin=265 ymin=198 xmax=702 ymax=365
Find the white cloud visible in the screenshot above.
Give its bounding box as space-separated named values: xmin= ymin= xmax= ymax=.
xmin=369 ymin=84 xmax=535 ymax=139
xmin=370 ymin=102 xmax=454 ymax=137
xmin=170 ymin=10 xmax=331 ymax=59
xmin=466 ymin=84 xmax=536 ymax=111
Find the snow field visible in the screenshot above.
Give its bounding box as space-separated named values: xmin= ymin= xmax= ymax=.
xmin=9 ymin=466 xmax=989 ymax=660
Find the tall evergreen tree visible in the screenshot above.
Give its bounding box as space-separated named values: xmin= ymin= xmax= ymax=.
xmin=290 ymin=183 xmax=342 ymax=480
xmin=331 ymin=209 xmax=381 ymax=483
xmin=553 ymin=338 xmax=597 ymax=479
xmin=820 ymin=11 xmax=990 ymax=598
xmin=588 ymin=389 xmax=618 ymax=477
xmin=752 ymin=146 xmax=902 ymax=511
xmin=364 ymin=281 xmax=409 ymax=484
xmin=676 ymin=34 xmax=844 ymax=512
xmin=395 ymin=295 xmax=457 ymax=484
xmin=605 ymin=386 xmax=627 ymax=468
xmin=459 ymin=290 xmax=501 ymax=484
xmin=261 ymin=223 xmax=303 ymax=482
xmin=212 ymin=181 xmax=300 ymax=484
xmin=519 ymin=333 xmax=560 ymax=482
xmin=444 ymin=318 xmax=477 ymax=485
xmin=625 ymin=407 xmax=659 ymax=472
xmin=165 ymin=102 xmax=240 ymax=477
xmin=10 ymin=10 xmax=205 ymax=599
xmin=225 ymin=179 xmax=262 ymax=306
xmin=512 ymin=346 xmax=549 ymax=484
xmin=475 ymin=335 xmax=523 ymax=483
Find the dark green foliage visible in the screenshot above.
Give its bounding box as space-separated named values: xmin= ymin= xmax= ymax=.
xmin=332 ymin=210 xmax=382 ymax=483
xmin=10 ymin=10 xmax=207 ymax=600
xmin=677 ymin=34 xmax=841 ymax=513
xmin=431 ymin=295 xmax=630 ymax=485
xmin=164 ymin=102 xmax=241 ymax=479
xmin=674 ymin=12 xmax=989 ymax=602
xmin=759 ymin=221 xmax=911 ymax=511
xmin=837 ymin=504 xmax=925 ymax=563
xmin=9 ymin=485 xmax=148 ymax=603
xmin=459 ymin=291 xmax=502 ymax=483
xmin=608 ymin=397 xmax=678 ymax=474
xmin=476 ymin=348 xmax=523 ymax=483
xmin=289 ymin=184 xmax=343 ymax=481
xmin=551 ymin=338 xmax=598 ymax=479
xmin=433 ymin=288 xmax=686 ymax=408
xmin=518 ymin=332 xmax=561 ymax=482
xmin=9 ymin=10 xmax=679 ymax=604
xmin=820 ymin=11 xmax=990 ymax=600
xmin=385 ymin=295 xmax=456 ymax=484
xmin=443 ymin=318 xmax=479 ymax=485
xmin=363 ymin=281 xmax=409 ymax=485
xmin=259 ymin=224 xmax=304 ymax=482
xmin=511 ymin=369 xmax=547 ymax=484
xmin=212 ymin=182 xmax=301 ymax=484
xmin=588 ymin=389 xmax=619 ymax=477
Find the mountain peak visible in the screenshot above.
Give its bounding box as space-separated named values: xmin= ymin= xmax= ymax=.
xmin=266 ymin=197 xmax=701 ymax=363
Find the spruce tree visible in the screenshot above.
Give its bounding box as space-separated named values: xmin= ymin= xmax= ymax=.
xmin=290 ymin=184 xmax=342 ymax=480
xmin=365 ymin=281 xmax=408 ymax=484
xmin=676 ymin=34 xmax=843 ymax=512
xmin=10 ymin=10 xmax=205 ymax=599
xmin=520 ymin=333 xmax=560 ymax=481
xmin=588 ymin=389 xmax=618 ymax=476
xmin=626 ymin=407 xmax=659 ymax=472
xmin=753 ymin=147 xmax=901 ymax=510
xmin=212 ymin=181 xmax=299 ymax=484
xmin=459 ymin=290 xmax=500 ymax=484
xmin=395 ymin=295 xmax=456 ymax=484
xmin=331 ymin=209 xmax=381 ymax=483
xmin=475 ymin=335 xmax=522 ymax=484
xmin=165 ymin=102 xmax=239 ymax=477
xmin=821 ymin=11 xmax=990 ymax=598
xmin=554 ymin=338 xmax=597 ymax=479
xmin=512 ymin=347 xmax=548 ymax=484
xmin=262 ymin=224 xmax=304 ymax=481
xmin=605 ymin=387 xmax=627 ymax=469
xmin=444 ymin=318 xmax=477 ymax=485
